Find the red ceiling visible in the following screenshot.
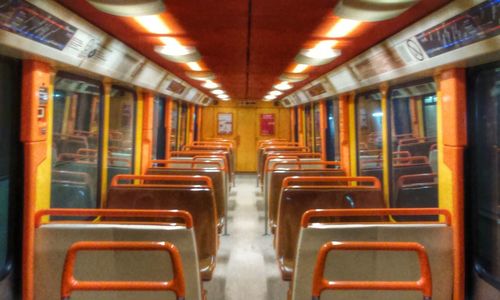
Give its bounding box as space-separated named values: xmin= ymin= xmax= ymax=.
xmin=57 ymin=0 xmax=450 ymax=101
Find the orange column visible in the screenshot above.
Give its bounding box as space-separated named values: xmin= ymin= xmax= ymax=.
xmin=290 ymin=108 xmax=296 ymax=142
xmin=319 ymin=100 xmax=327 ymax=160
xmin=437 ymin=68 xmax=467 ymax=300
xmin=196 ymin=105 xmax=202 ymax=141
xmin=187 ymin=104 xmax=195 ymax=144
xmin=141 ymin=92 xmax=154 ymax=174
xmin=164 ymin=97 xmax=173 ymax=158
xmin=297 ymin=105 xmax=305 ymax=146
xmin=339 ymin=94 xmax=351 ymax=175
xmin=20 ymin=60 xmax=52 ymax=300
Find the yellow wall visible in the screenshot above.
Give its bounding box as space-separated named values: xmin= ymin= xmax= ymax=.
xmin=201 ymin=101 xmax=291 ymax=172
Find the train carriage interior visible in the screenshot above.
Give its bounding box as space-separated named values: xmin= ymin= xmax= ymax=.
xmin=0 ymin=0 xmax=499 ymax=300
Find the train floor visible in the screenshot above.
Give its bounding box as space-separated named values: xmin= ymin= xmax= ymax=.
xmin=204 ymin=174 xmax=288 ymax=300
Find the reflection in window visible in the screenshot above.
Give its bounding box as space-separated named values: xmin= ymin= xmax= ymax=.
xmin=51 ymin=73 xmax=102 ymax=209
xmin=326 ymin=98 xmax=341 ymax=161
xmin=313 ymin=103 xmax=322 ymax=153
xmin=108 ymin=87 xmax=136 ymax=183
xmin=179 ymin=103 xmax=188 ymax=149
xmin=469 ymin=64 xmax=499 ymax=285
xmin=390 ymin=80 xmax=438 ymax=214
xmin=152 ymin=96 xmax=166 ymax=160
xmin=170 ymin=101 xmax=179 ymax=152
xmin=357 ymin=91 xmax=384 ymax=186
xmin=304 ymin=104 xmax=313 ymax=150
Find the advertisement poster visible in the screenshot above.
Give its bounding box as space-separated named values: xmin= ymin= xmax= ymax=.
xmin=217 ymin=113 xmax=233 ymax=135
xmin=260 ymin=113 xmax=275 ymax=136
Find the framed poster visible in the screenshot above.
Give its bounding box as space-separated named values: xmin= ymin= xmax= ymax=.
xmin=260 ymin=113 xmax=275 ymax=136
xmin=217 ymin=112 xmax=233 ymax=135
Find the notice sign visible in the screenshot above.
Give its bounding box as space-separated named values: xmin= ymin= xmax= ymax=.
xmin=217 ymin=113 xmax=233 ymax=135
xmin=260 ymin=113 xmax=275 ymax=136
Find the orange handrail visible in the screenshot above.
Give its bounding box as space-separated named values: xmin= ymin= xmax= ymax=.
xmin=311 ymin=241 xmax=432 ymax=300
xmin=193 ymin=155 xmax=228 ymax=168
xmin=151 ymin=159 xmax=225 ymax=171
xmin=397 ymin=173 xmax=437 ymax=188
xmin=170 ymin=150 xmax=229 ymax=157
xmin=111 ymin=174 xmax=213 ymax=189
xmin=34 ymin=208 xmax=193 ymax=228
xmin=60 ymin=241 xmax=186 ymax=300
xmin=282 ymin=176 xmax=381 ymax=189
xmin=301 ymin=208 xmax=452 ymax=227
xmin=270 ymin=161 xmax=342 ymax=171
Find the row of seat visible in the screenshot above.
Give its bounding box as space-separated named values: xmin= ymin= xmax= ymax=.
xmin=35 ymin=138 xmax=236 ymax=299
xmin=255 ymin=139 xmax=452 ymax=300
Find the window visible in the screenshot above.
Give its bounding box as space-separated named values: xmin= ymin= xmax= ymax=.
xmin=389 ymin=80 xmax=438 ymax=213
xmin=313 ymin=103 xmax=322 ymax=153
xmin=326 ymin=98 xmax=340 ymax=161
xmin=107 ymin=86 xmax=136 ymax=183
xmin=51 ymin=73 xmax=102 ymax=209
xmin=0 ymin=56 xmax=21 ymax=277
xmin=356 ymin=91 xmax=384 ymax=185
xmin=293 ymin=107 xmax=299 ymax=142
xmin=152 ymin=96 xmax=166 ymax=160
xmin=193 ymin=105 xmax=199 ymax=142
xmin=468 ymin=63 xmax=500 ymax=288
xmin=170 ymin=101 xmax=179 ymax=151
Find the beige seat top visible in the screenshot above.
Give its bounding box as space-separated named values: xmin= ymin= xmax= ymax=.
xmin=291 ymin=223 xmax=453 ymax=300
xmin=35 ymin=224 xmax=202 ymax=300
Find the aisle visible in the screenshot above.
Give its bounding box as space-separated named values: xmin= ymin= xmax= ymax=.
xmin=204 ymin=174 xmax=288 ymax=300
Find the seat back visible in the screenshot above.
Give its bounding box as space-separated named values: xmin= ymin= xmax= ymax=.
xmin=395 ymin=174 xmax=438 ymax=220
xmin=276 ymin=176 xmax=385 ymax=280
xmin=266 ymin=162 xmax=345 ymax=230
xmin=51 ymin=171 xmax=94 ymax=211
xmin=34 ymin=209 xmax=202 ymax=300
xmin=106 ymin=175 xmax=218 ymax=280
xmin=292 ymin=208 xmax=453 ymax=300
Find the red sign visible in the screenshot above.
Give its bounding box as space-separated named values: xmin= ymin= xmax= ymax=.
xmin=260 ymin=113 xmax=275 ymax=136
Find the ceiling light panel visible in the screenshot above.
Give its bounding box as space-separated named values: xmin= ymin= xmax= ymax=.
xmin=201 ymin=81 xmax=220 ymax=89
xmin=134 ymin=15 xmax=170 ymax=34
xmin=87 ymin=0 xmax=166 ymax=17
xmin=274 ymin=82 xmax=293 ymax=91
xmin=334 ymin=0 xmax=419 ymax=22
xmin=270 ymin=90 xmax=283 ymax=96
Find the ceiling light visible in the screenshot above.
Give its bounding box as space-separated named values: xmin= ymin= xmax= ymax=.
xmin=326 ymin=18 xmax=361 ymax=37
xmin=134 ymin=15 xmax=170 ymax=34
xmin=270 ymin=90 xmax=283 ymax=96
xmin=292 ymin=64 xmax=309 ymax=73
xmin=217 ymin=94 xmax=230 ymax=100
xmin=212 ymin=89 xmax=225 ymax=95
xmin=185 ymin=71 xmax=215 ymax=81
xmin=274 ymin=82 xmax=293 ymax=91
xmin=186 ymin=62 xmax=202 ymax=71
xmin=87 ymin=0 xmax=165 ymax=16
xmin=201 ymin=81 xmax=220 ymax=89
xmin=295 ymin=46 xmax=341 ymax=66
xmin=155 ymin=45 xmax=201 ymax=63
xmin=264 ymin=95 xmax=277 ymax=101
xmin=334 ymin=0 xmax=418 ymax=22
xmin=280 ymin=72 xmax=309 ymax=82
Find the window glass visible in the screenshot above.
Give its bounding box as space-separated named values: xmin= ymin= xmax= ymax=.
xmin=389 ymin=80 xmax=438 ymax=213
xmin=304 ymin=104 xmax=312 ymax=150
xmin=193 ymin=106 xmax=199 ymax=142
xmin=107 ymin=87 xmax=136 ymax=182
xmin=469 ymin=64 xmax=500 ymax=286
xmin=326 ymin=98 xmax=341 ymax=161
xmin=51 ymin=73 xmax=102 ymax=209
xmin=179 ymin=103 xmax=188 ymax=149
xmin=0 ymin=56 xmax=21 ymax=273
xmin=152 ymin=96 xmax=166 ymax=160
xmin=170 ymin=101 xmax=179 ymax=151
xmin=313 ymin=103 xmax=322 ymax=153
xmin=357 ymin=91 xmax=384 ymax=185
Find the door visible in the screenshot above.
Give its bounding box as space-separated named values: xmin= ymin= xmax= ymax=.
xmin=0 ymin=56 xmax=22 ymax=300
xmin=466 ymin=61 xmax=500 ymax=299
xmin=236 ymin=108 xmax=257 ymax=172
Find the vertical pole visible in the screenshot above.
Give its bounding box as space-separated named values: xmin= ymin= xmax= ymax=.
xmin=436 ymin=68 xmax=466 ymax=300
xmin=339 ymin=94 xmax=353 ymax=175
xmin=196 ymin=105 xmax=203 ymax=142
xmin=164 ymin=98 xmax=173 ymax=158
xmin=141 ymin=91 xmax=154 ymax=174
xmin=134 ymin=88 xmax=144 ymax=175
xmin=380 ymin=83 xmax=390 ymax=207
xmin=100 ymin=80 xmax=111 ymax=206
xmin=290 ymin=108 xmax=296 ymax=142
xmin=319 ymin=100 xmax=327 ymax=160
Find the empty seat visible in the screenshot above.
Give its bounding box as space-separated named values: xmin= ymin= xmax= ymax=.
xmin=398 ymin=137 xmax=436 ymax=157
xmin=292 ymin=208 xmax=453 ymax=300
xmin=147 ymin=160 xmax=228 ymax=232
xmin=34 ymin=209 xmax=202 ymax=300
xmin=265 ymin=161 xmax=345 ymax=232
xmin=395 ymin=173 xmax=438 ymax=220
xmin=51 ymin=170 xmax=94 ymax=210
xmin=275 ymin=176 xmax=386 ymax=280
xmin=106 ymin=174 xmax=218 ymax=281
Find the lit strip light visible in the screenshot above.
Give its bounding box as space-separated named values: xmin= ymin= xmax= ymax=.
xmin=292 ymin=64 xmax=309 ymax=73
xmin=186 ymin=62 xmax=202 ymax=71
xmin=134 ymin=15 xmax=170 ymax=34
